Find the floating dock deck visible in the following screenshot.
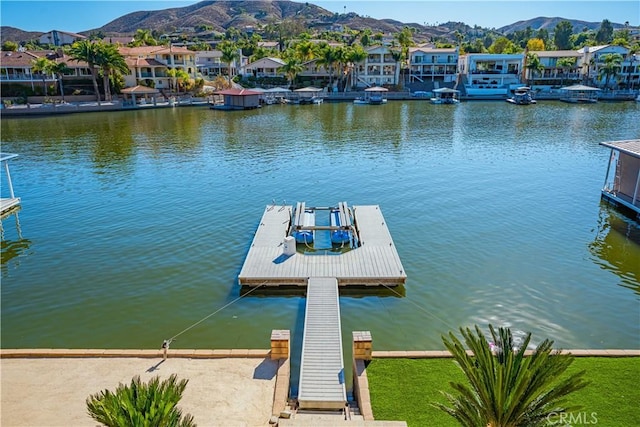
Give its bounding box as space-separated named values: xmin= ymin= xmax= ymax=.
xmin=0 ymin=153 xmax=20 ymax=218
xmin=238 ymin=204 xmax=406 ymax=287
xmin=297 ymin=277 xmax=346 ymax=409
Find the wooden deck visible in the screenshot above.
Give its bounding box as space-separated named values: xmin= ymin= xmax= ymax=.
xmin=237 ymin=204 xmax=406 ymax=287
xmin=0 ymin=198 xmax=21 ymax=218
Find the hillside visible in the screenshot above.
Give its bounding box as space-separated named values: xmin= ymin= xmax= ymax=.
xmin=0 ymin=0 xmax=629 ymax=46
xmin=498 ymin=16 xmax=625 ymax=34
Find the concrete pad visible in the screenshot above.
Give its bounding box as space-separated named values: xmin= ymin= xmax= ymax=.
xmin=1 ymin=357 xmax=278 ymax=427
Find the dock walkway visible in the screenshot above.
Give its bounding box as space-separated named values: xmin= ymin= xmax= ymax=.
xmin=298 ymin=277 xmax=347 ymax=410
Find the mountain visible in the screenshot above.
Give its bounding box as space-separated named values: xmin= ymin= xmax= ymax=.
xmin=498 ymin=16 xmax=626 ymax=34
xmin=0 ymin=26 xmax=44 ymax=44
xmin=0 ymin=0 xmax=629 ymax=45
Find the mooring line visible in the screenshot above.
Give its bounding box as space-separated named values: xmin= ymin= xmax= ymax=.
xmin=380 ymin=283 xmax=459 ymax=332
xmin=163 ymin=282 xmax=266 ymax=347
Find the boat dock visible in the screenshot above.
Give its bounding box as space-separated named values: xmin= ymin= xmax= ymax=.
xmin=237 ymin=204 xmax=406 ymax=287
xmin=0 ymin=153 xmax=20 ymax=218
xmin=238 ymin=202 xmax=405 ymax=411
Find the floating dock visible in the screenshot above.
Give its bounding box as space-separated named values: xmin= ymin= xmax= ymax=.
xmin=0 ymin=153 xmax=20 ymax=218
xmin=237 ymin=204 xmax=406 ymax=287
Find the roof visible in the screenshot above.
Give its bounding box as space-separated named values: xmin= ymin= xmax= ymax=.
xmin=560 ymin=84 xmax=600 ymax=91
xmin=530 ymin=50 xmax=581 ymax=58
xmin=600 ymin=139 xmax=640 ymax=159
xmin=433 ymin=87 xmax=460 ymax=93
xmin=125 ymin=58 xmax=167 ymax=67
xmin=216 ymin=88 xmax=261 ymax=96
xmin=365 ymin=86 xmax=388 ymax=92
xmin=294 ymin=86 xmax=322 ymax=92
xmin=118 ymin=45 xmax=193 ymax=56
xmin=120 ymin=85 xmax=159 ymax=94
xmin=409 ymin=47 xmax=457 ymax=54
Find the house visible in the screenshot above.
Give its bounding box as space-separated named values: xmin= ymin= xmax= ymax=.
xmin=196 ymin=50 xmax=230 ymax=78
xmin=408 ymin=46 xmax=458 ymax=84
xmin=357 ymin=46 xmax=400 ymax=88
xmin=0 ymin=50 xmax=92 ymax=95
xmin=577 ymin=45 xmax=629 ymax=87
xmin=242 ymin=57 xmax=286 ymax=78
xmin=525 ymin=50 xmax=582 ymax=89
xmin=600 ymin=139 xmax=640 ymax=220
xmin=458 ymin=53 xmax=523 ymax=96
xmin=118 ymin=46 xmax=197 ymax=90
xmin=38 ymin=30 xmax=86 ymax=46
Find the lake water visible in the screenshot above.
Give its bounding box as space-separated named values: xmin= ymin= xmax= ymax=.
xmin=2 ymin=101 xmax=639 ymax=361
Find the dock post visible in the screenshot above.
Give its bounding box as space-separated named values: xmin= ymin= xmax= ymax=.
xmin=270 ymin=330 xmax=290 ymax=360
xmin=352 ymin=331 xmax=374 ymax=421
xmin=352 ymin=331 xmax=372 ymax=360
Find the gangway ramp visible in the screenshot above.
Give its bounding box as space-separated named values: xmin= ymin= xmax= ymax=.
xmin=298 ymin=277 xmax=347 ymax=410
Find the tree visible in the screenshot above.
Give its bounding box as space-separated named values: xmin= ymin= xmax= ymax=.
xmin=595 ymin=19 xmax=614 ymax=44
xmin=554 ymin=21 xmax=574 ymax=50
xmin=488 ymin=37 xmax=519 ymax=54
xmin=50 ymin=61 xmax=70 ymax=101
xmin=525 ymin=52 xmax=545 ymax=86
xmin=69 ymin=39 xmax=102 ymax=103
xmin=345 ymin=44 xmax=367 ymax=89
xmin=556 ymin=57 xmax=577 ymax=87
xmin=317 ymin=45 xmax=341 ymax=89
xmin=219 ymin=42 xmax=239 ymax=85
xmin=95 ymin=43 xmax=129 ymax=101
xmin=390 ymin=48 xmax=404 ymax=86
xmin=435 ymin=325 xmax=588 ymax=427
xmin=278 ymin=56 xmax=304 ymax=88
xmin=526 ymin=38 xmax=545 ymax=51
xmin=598 ymin=53 xmax=623 ymax=89
xmin=86 ymin=374 xmax=195 ymax=427
xmin=131 ymin=29 xmax=158 ymax=47
xmin=31 ymin=56 xmax=55 ymax=96
xmin=2 ymin=40 xmax=18 ymax=51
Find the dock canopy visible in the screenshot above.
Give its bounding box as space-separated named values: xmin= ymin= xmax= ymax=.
xmin=600 ymin=139 xmax=640 ymax=219
xmin=365 ymin=86 xmax=388 ymax=92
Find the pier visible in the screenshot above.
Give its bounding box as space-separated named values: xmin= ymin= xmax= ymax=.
xmin=238 ymin=202 xmax=405 ymax=412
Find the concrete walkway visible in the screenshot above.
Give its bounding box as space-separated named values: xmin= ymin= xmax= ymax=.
xmin=1 ymin=355 xmax=278 ymax=427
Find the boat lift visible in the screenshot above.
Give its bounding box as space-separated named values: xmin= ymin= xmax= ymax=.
xmin=289 ymin=201 xmax=359 ymax=250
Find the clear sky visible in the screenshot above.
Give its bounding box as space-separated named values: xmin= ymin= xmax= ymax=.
xmin=1 ymin=0 xmax=638 ymax=34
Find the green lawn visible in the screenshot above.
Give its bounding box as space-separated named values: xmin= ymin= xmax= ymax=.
xmin=366 ymin=357 xmax=640 ymax=427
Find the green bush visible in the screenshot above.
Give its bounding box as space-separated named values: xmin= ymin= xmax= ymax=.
xmin=86 ymin=374 xmax=196 ymax=427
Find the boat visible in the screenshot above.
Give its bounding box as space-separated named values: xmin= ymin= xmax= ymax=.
xmin=293 ymin=208 xmax=315 ymax=244
xmin=354 ymin=86 xmax=388 ymax=105
xmin=506 ymin=87 xmax=536 ymax=105
xmin=430 ymin=88 xmax=460 ymax=104
xmin=330 ymin=208 xmax=351 ymax=245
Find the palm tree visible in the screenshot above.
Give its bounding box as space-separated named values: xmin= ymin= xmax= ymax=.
xmin=598 ymin=53 xmax=623 ymax=89
xmin=95 ymin=43 xmax=129 ymax=101
xmin=346 ymin=44 xmax=367 ymax=89
xmin=219 ymin=42 xmax=240 ymax=85
xmin=132 ymin=29 xmax=158 ymax=47
xmin=50 ymin=61 xmax=70 ymax=102
xmin=435 ymin=325 xmax=588 ymax=427
xmin=556 ymin=57 xmax=576 ymax=87
xmin=86 ymin=374 xmax=195 ymax=427
xmin=525 ymin=52 xmax=545 ymax=86
xmin=317 ymin=45 xmax=340 ymax=90
xmin=279 ymin=57 xmax=304 ymax=88
xmin=69 ymin=39 xmax=102 ymax=104
xmin=390 ymin=49 xmax=404 ymax=87
xmin=31 ymin=56 xmax=55 ymax=96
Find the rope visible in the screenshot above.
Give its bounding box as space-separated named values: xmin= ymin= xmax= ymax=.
xmin=164 ymin=282 xmax=267 ymax=346
xmin=380 ymin=283 xmax=459 ymax=331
